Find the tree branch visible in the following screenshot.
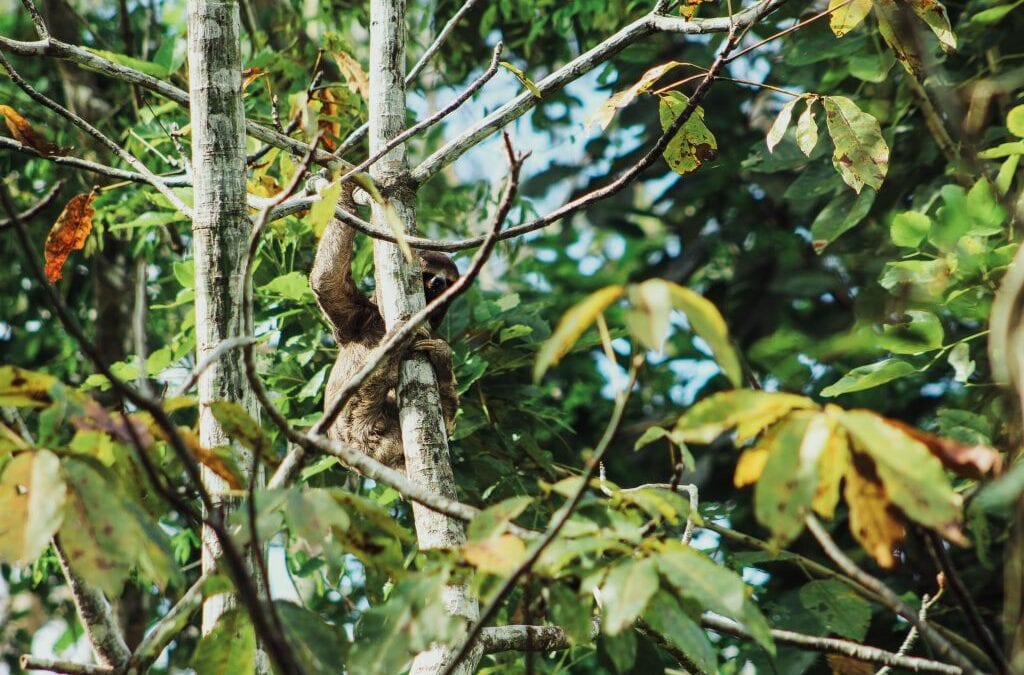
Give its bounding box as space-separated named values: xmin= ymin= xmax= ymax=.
xmin=20 ymin=656 xmax=113 ymax=675
xmin=805 ymin=516 xmax=982 ymax=675
xmin=0 ymin=179 xmax=63 ymax=230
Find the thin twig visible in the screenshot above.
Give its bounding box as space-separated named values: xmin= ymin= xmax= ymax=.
xmin=875 ymin=588 xmax=943 ymax=675
xmin=440 ymin=356 xmax=642 ymax=675
xmin=0 ymin=137 xmax=190 ymax=187
xmin=0 ymin=180 xmax=63 ymax=230
xmin=19 ymin=656 xmax=113 ymax=675
xmin=172 ymin=336 xmax=259 ymax=398
xmin=805 ymin=516 xmax=981 ymax=675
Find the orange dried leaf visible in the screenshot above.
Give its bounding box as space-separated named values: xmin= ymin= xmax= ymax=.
xmin=178 ymin=427 xmax=244 ymax=490
xmin=317 ymin=87 xmax=341 ymax=151
xmin=844 ymin=464 xmax=905 ymax=568
xmin=44 ymin=191 xmax=96 ymax=282
xmin=883 ymin=418 xmax=1003 ymax=479
xmin=0 ymin=104 xmax=67 ymax=156
xmin=242 ymin=67 xmax=268 ymax=90
xmin=333 ymin=51 xmax=369 ymax=99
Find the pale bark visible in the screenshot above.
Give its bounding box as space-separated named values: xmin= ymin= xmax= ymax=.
xmin=366 ymin=0 xmax=481 ymax=672
xmin=186 ymin=0 xmax=257 ymax=633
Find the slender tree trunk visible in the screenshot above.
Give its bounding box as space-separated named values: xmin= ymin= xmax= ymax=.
xmin=366 ymin=0 xmax=481 ymax=672
xmin=186 ymin=0 xmax=257 ymax=633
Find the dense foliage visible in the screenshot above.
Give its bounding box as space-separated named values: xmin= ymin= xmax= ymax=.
xmin=1 ymin=0 xmax=1023 ymax=673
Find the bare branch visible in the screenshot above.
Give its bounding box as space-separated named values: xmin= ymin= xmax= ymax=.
xmin=805 ymin=516 xmax=982 ymax=675
xmin=172 ymin=336 xmax=259 ymax=398
xmin=411 ymin=0 xmax=789 ymax=184
xmin=20 ymin=656 xmax=113 ymax=675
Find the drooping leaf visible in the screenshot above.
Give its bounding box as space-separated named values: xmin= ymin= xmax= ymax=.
xmin=881 ymin=418 xmax=1002 ymax=479
xmin=601 ymin=557 xmax=660 ymax=634
xmin=812 ymin=415 xmax=850 ymax=519
xmin=822 ymin=96 xmax=889 ymax=193
xmin=798 ymin=579 xmax=872 ymax=640
xmin=659 ymin=92 xmax=718 ymax=175
xmin=820 ymin=359 xmax=917 ymax=397
xmin=828 ymin=0 xmax=873 ymax=36
xmin=332 ymin=50 xmax=370 ymax=99
xmin=500 ymin=61 xmax=542 ymax=98
xmin=908 ymin=0 xmax=956 ymax=53
xmin=0 ymin=104 xmax=67 ymax=156
xmin=309 ymin=179 xmax=342 ymax=238
xmin=44 ymin=191 xmax=97 ymax=282
xmin=666 ymin=282 xmax=743 ymax=387
xmin=734 ymin=446 xmax=770 ymax=488
xmin=796 ymin=98 xmax=820 ymax=156
xmin=810 ymin=186 xmax=876 ymax=251
xmin=276 ymin=600 xmax=349 ymax=672
xmin=0 ymin=450 xmax=65 ymax=563
xmin=674 ymin=390 xmax=817 ymax=444
xmin=626 ymin=279 xmax=673 ymax=352
xmin=642 ymin=592 xmax=716 ymax=674
xmin=839 ymin=409 xmax=964 ymax=541
xmin=191 ymin=608 xmax=256 ymax=675
xmin=462 ymin=533 xmax=527 ymax=575
xmin=843 ymin=464 xmax=904 ymax=568
xmin=766 ymin=97 xmax=799 ymax=153
xmin=533 ymin=285 xmax=624 ymax=382
xmin=209 ymin=401 xmax=270 ymax=459
xmin=754 ymin=412 xmax=831 ymax=545
xmin=874 ymin=0 xmax=925 ymax=76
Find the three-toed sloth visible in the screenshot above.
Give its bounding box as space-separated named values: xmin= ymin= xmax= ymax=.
xmin=310 ymin=185 xmax=459 ymax=468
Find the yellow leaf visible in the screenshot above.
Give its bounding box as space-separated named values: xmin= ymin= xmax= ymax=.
xmin=844 ymin=465 xmax=904 ymax=568
xmin=534 ymin=285 xmax=625 ymax=382
xmin=586 ymin=61 xmax=684 ymax=131
xmin=829 ymin=0 xmax=873 ymax=36
xmin=0 ymin=450 xmax=66 ymax=563
xmin=463 ymin=534 xmax=527 ymax=575
xmin=310 ymin=180 xmax=342 ymax=239
xmin=734 ymin=446 xmax=769 ymax=488
xmin=812 ymin=417 xmax=850 ymax=519
xmin=626 ymin=279 xmax=673 ymax=352
xmin=499 ymin=61 xmax=542 ymax=99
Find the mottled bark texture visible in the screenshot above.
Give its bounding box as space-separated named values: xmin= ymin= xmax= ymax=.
xmin=367 ymin=0 xmax=481 ymax=672
xmin=186 ymin=0 xmax=257 ymax=633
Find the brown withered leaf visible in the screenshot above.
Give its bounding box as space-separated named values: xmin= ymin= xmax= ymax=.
xmin=177 ymin=427 xmax=245 ymax=490
xmin=242 ymin=67 xmax=268 ymax=91
xmin=844 ymin=463 xmax=905 ymax=569
xmin=317 ymin=87 xmax=341 ymax=151
xmin=44 ymin=191 xmax=96 ymax=282
xmin=826 ymin=654 xmax=875 ymax=675
xmin=883 ymin=418 xmax=1003 ymax=479
xmin=333 ymin=51 xmax=369 ymax=100
xmin=0 ymin=104 xmax=68 ymax=156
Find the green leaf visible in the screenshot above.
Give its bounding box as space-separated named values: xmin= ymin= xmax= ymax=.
xmin=673 ymin=390 xmax=817 ymax=444
xmin=878 ymin=311 xmax=944 ymax=355
xmin=642 ymin=592 xmax=716 ymax=675
xmin=666 ymin=282 xmax=743 ymax=387
xmin=875 ymin=0 xmax=924 ymax=76
xmin=795 ymin=98 xmax=819 ymax=156
xmin=587 ymin=61 xmax=685 ymax=130
xmin=965 ymin=178 xmax=1008 ymax=235
xmin=276 ymin=600 xmax=349 ymax=672
xmin=890 ymin=211 xmax=932 ymax=248
xmin=261 ymin=271 xmax=316 ymax=302
xmin=191 ymin=608 xmax=256 ymax=675
xmin=970 ymin=1 xmax=1023 ymax=25
xmin=210 ymin=401 xmax=267 ymax=454
xmin=173 ymin=259 xmax=195 ymax=289
xmin=0 ymin=450 xmax=65 ymax=563
xmin=499 ymin=61 xmax=541 ymax=98
xmin=659 ymin=92 xmax=718 ymax=175
xmin=467 ymin=495 xmax=532 ymax=541
xmin=634 ymin=426 xmax=671 ymax=451
xmin=533 ymin=285 xmax=624 ymax=382
xmin=601 ymin=557 xmax=660 ymax=634
xmin=84 ymin=47 xmax=170 ymax=79
xmin=797 ymin=579 xmax=872 ymax=640
xmin=820 ymin=359 xmax=917 ymax=397
xmin=908 ymin=0 xmax=956 ymax=53
xmin=600 ymin=629 xmax=637 ymax=674
xmin=838 ymin=409 xmax=963 ymax=537
xmin=822 ymin=96 xmax=889 ymax=193
xmin=766 ymin=98 xmax=799 ymax=153
xmin=828 ymin=0 xmax=872 ymax=36
xmin=978 ymin=140 xmax=1024 ymax=159
xmin=810 ymin=186 xmax=876 ymax=251
xmin=754 ymin=412 xmax=830 ymax=545
xmin=549 ymin=583 xmax=594 ymax=645
xmin=309 ymin=180 xmax=341 ymax=238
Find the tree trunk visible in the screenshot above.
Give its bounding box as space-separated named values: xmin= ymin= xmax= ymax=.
xmin=366 ymin=0 xmax=481 ymax=672
xmin=186 ymin=0 xmax=257 ymax=633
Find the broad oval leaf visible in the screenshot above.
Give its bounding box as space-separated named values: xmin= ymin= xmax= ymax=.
xmin=601 ymin=557 xmax=660 ymax=634
xmin=462 ymin=533 xmax=527 ymax=575
xmin=191 ymin=608 xmax=256 ymax=675
xmin=796 ymin=98 xmax=820 ymax=156
xmin=0 ymin=449 xmax=65 ymax=563
xmin=642 ymin=592 xmax=716 ymax=675
xmin=822 ymin=95 xmax=889 ymax=193
xmin=533 ymin=284 xmax=624 ymax=382
xmin=798 ymin=579 xmax=872 ymax=640
xmin=0 ymin=366 xmax=57 ymax=408
xmin=820 ymin=359 xmax=917 ymax=397
xmin=878 ymin=310 xmax=944 ymax=355
xmin=810 ymin=187 xmax=876 ymax=252
xmin=909 ymin=0 xmax=956 ymax=53
xmin=843 ymin=464 xmax=905 ymax=568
